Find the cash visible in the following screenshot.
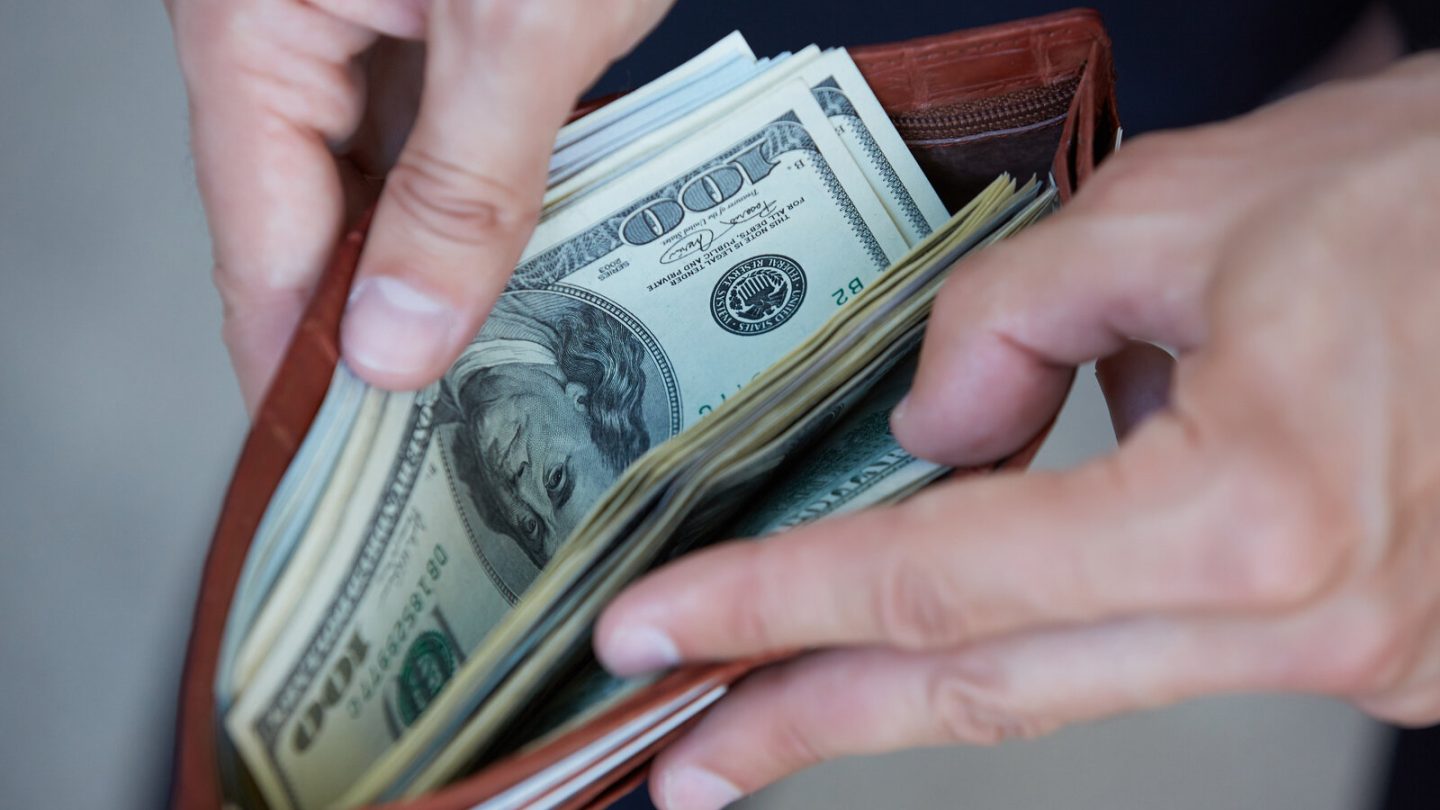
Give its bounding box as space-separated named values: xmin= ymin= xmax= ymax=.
xmin=217 ymin=33 xmax=1051 ymax=810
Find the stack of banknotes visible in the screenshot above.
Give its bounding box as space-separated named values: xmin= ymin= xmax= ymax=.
xmin=216 ymin=32 xmax=1056 ymax=810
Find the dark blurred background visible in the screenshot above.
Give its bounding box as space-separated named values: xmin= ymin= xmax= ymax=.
xmin=1 ymin=1 xmax=1433 ymax=808
xmin=595 ymin=0 xmax=1365 ymax=130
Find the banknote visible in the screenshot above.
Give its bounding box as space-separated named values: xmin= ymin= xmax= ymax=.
xmin=402 ymin=355 xmax=947 ymax=792
xmin=552 ymin=49 xmax=800 ymax=183
xmin=724 ymin=352 xmax=945 ymax=536
xmin=220 ymin=27 xmax=1058 ymax=809
xmin=550 ymin=32 xmax=756 ymax=169
xmin=226 ymin=79 xmax=913 ymax=810
xmin=543 ymin=47 xmax=824 ymax=213
xmin=221 ymin=377 xmax=385 ymax=703
xmin=353 ymin=178 xmax=1049 ymax=805
xmin=218 ymin=32 xmax=772 ymax=704
xmin=547 ymin=48 xmax=950 ymax=251
xmin=725 ymin=181 xmax=1058 ymax=536
xmin=802 ymin=49 xmax=951 ymax=245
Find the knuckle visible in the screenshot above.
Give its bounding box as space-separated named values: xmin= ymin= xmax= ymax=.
xmin=1305 ymin=602 xmax=1415 ymax=695
xmin=456 ymin=0 xmax=530 ymax=36
xmin=872 ymin=552 xmax=966 ymax=649
xmin=213 ymin=261 xmax=308 ymax=345
xmin=751 ymin=660 xmax=834 ymax=771
xmin=182 ymin=5 xmax=363 ymax=137
xmin=210 ymin=233 xmax=318 ymax=304
xmin=1355 ymin=687 xmax=1440 ymax=728
xmin=927 ymin=666 xmax=1046 ymax=745
xmin=211 ymin=261 xmax=246 ymax=305
xmin=212 ymin=262 xmax=284 ymax=311
xmin=308 ymin=0 xmax=423 ymax=36
xmin=386 ymin=149 xmax=537 ymax=249
xmin=457 ymin=0 xmax=606 ymax=48
xmin=1209 ymin=450 xmax=1347 ymax=609
xmin=769 ymin=712 xmax=828 ymax=772
xmin=244 ymin=62 xmax=361 ymax=138
xmin=465 ymin=0 xmax=660 ymax=50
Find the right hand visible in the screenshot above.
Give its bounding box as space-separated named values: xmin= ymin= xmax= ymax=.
xmin=166 ymin=0 xmax=674 ymax=411
xmin=596 ymin=55 xmax=1440 ymax=810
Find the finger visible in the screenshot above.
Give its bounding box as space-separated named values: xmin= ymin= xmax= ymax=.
xmin=891 ymin=205 xmax=1211 ymax=468
xmin=647 ymin=616 xmax=1302 ymax=810
xmin=171 ymin=0 xmax=377 ymax=410
xmin=305 ymin=0 xmax=430 ymax=39
xmin=598 ymin=410 xmax=1344 ymax=674
xmin=340 ymin=0 xmax=671 ymax=389
xmin=1349 ymin=597 xmax=1440 ymax=726
xmin=1355 ymin=688 xmax=1440 ymax=727
xmin=1095 ymin=340 xmax=1176 ymax=439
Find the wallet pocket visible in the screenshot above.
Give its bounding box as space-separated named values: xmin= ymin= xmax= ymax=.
xmin=852 ymin=9 xmax=1118 ymax=205
xmin=893 ymin=80 xmax=1076 ymax=210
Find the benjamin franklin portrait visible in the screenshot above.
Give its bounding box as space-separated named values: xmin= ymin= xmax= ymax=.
xmin=435 ymin=290 xmax=675 ymax=584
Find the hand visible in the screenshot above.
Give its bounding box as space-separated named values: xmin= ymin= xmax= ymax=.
xmin=596 ymin=54 xmax=1440 ymax=810
xmin=166 ymin=0 xmax=672 ymax=410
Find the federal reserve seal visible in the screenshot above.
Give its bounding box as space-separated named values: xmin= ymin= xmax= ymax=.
xmin=392 ymin=631 xmax=457 ymax=727
xmin=710 ymin=254 xmax=807 ymax=336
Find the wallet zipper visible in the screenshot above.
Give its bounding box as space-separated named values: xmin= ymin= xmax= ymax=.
xmin=891 ymin=78 xmax=1079 ymax=142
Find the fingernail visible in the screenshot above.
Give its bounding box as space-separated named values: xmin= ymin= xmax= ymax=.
xmin=891 ymin=394 xmax=912 ymax=426
xmin=600 ymin=624 xmax=680 ymax=676
xmin=343 ymin=276 xmax=455 ymax=378
xmin=660 ymin=767 xmax=743 ymax=810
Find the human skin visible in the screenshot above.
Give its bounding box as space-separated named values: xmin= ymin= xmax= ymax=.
xmin=168 ymin=4 xmax=1440 ymax=808
xmin=594 ymin=54 xmax=1440 ymax=810
xmin=165 ymin=0 xmax=674 ymax=412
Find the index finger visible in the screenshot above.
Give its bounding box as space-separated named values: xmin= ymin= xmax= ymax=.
xmin=595 ymin=409 xmax=1339 ymax=676
xmin=169 ymin=0 xmax=378 ymax=409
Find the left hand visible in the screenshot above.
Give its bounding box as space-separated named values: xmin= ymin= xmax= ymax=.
xmin=595 ymin=54 xmax=1440 ymax=810
xmin=166 ymin=0 xmax=672 ymax=410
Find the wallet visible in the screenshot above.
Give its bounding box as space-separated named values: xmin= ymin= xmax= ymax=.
xmin=171 ymin=9 xmax=1120 ymax=809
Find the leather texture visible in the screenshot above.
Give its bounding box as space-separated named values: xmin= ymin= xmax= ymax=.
xmin=171 ymin=9 xmax=1119 ymax=809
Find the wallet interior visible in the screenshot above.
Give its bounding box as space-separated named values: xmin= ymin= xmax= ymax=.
xmin=852 ymin=12 xmax=1117 ymax=206
xmin=171 ymin=9 xmax=1119 ymax=810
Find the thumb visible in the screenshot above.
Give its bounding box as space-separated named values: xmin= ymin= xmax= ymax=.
xmin=341 ymin=0 xmax=671 ymax=389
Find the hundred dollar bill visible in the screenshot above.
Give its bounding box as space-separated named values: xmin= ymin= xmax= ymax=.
xmin=223 ymin=33 xmax=772 ymax=694
xmin=413 ymin=358 xmax=948 ymax=790
xmin=226 ymin=80 xmax=915 ymax=810
xmin=550 ymin=32 xmax=756 ymax=172
xmin=543 ymin=46 xmax=824 ymax=213
xmin=548 ymin=49 xmax=950 ymax=251
xmin=352 ymin=178 xmax=1046 ymax=806
xmin=224 ymin=32 xmax=772 ymax=694
xmin=802 ymin=49 xmax=950 ymax=245
xmin=221 ymin=377 xmax=384 ymax=703
xmin=724 ymin=182 xmax=1058 ymax=537
xmin=554 ymin=51 xmax=802 ymax=186
xmin=724 ymin=353 xmax=944 ymax=536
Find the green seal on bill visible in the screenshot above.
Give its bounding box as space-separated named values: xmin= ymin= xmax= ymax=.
xmin=394 ymin=631 xmax=458 ymax=727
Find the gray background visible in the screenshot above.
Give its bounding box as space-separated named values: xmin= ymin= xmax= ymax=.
xmin=0 ymin=1 xmax=1390 ymax=808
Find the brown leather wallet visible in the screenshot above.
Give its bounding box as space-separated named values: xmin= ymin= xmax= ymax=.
xmin=171 ymin=9 xmax=1120 ymax=809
